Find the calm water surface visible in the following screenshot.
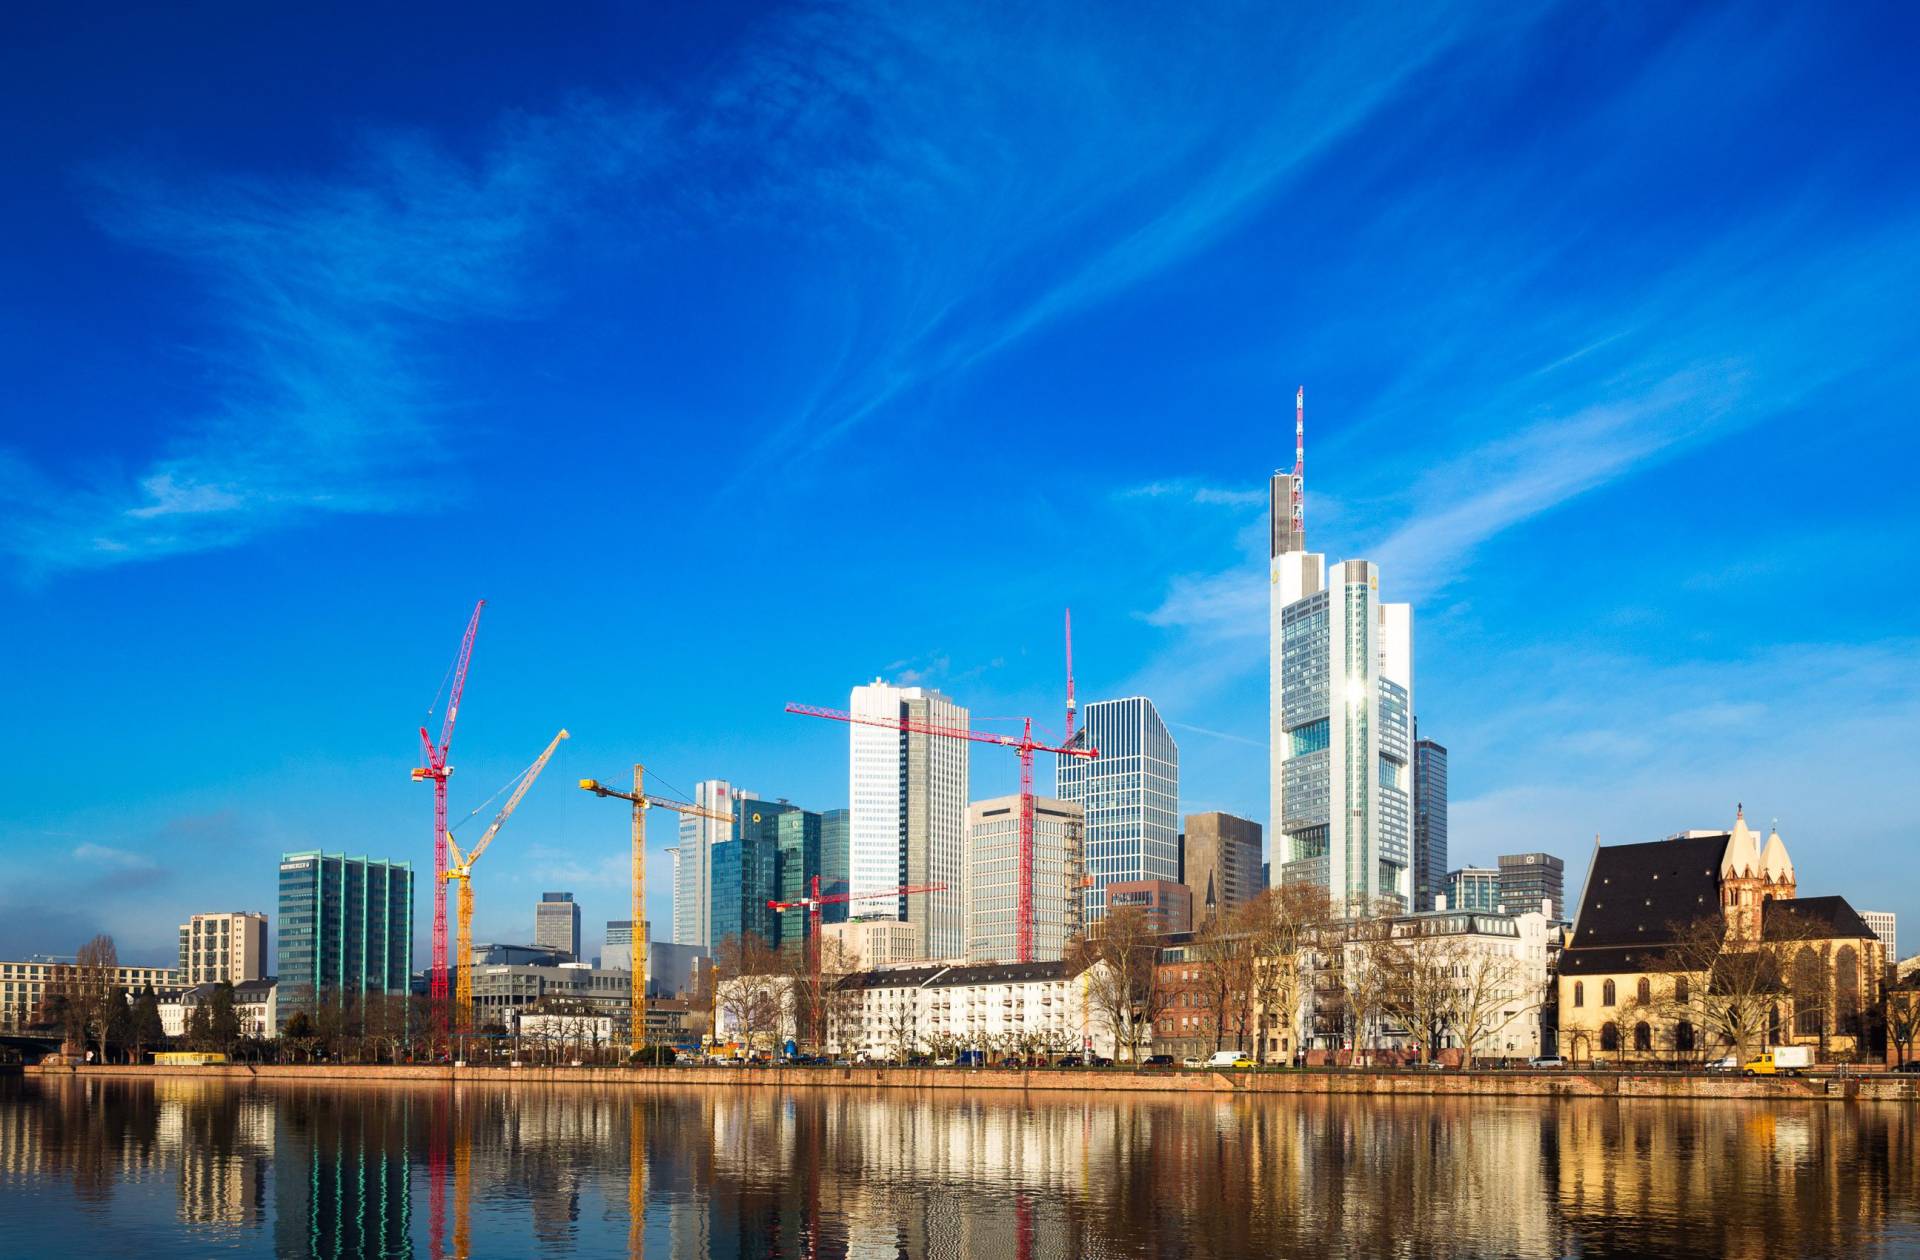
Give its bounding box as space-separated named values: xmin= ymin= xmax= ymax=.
xmin=1 ymin=1075 xmax=1916 ymax=1258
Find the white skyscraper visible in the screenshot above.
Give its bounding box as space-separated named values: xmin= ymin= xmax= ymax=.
xmin=848 ymin=680 xmax=969 ymax=959
xmin=1270 ymin=393 xmax=1415 ymax=914
xmin=672 ymin=778 xmax=743 ymax=950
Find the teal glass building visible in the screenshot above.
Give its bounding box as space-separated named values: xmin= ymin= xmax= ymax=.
xmin=276 ymin=850 xmax=415 ymax=1023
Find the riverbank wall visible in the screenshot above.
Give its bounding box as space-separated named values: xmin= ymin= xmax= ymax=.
xmin=23 ymin=1062 xmax=1917 ymax=1102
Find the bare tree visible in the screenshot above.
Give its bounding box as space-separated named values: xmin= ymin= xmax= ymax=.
xmin=1341 ymin=919 xmax=1400 ymax=1065
xmin=1382 ymin=933 xmax=1456 ymax=1065
xmin=1450 ymin=942 xmax=1535 ymax=1068
xmin=1070 ymin=906 xmax=1170 ymax=1064
xmin=1245 ymin=883 xmax=1328 ymax=1064
xmin=1886 ymin=987 xmax=1920 ymax=1067
xmin=1653 ymin=913 xmax=1800 ymax=1061
xmin=786 ymin=935 xmax=862 ymax=1054
xmin=715 ymin=934 xmax=786 ymax=1055
xmin=75 ymin=936 xmax=119 ymax=1063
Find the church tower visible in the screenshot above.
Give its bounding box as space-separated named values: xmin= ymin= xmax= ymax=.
xmin=1720 ymin=805 xmax=1795 ymax=940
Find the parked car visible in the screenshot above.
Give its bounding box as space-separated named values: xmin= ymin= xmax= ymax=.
xmin=1704 ymin=1055 xmax=1739 ymax=1073
xmin=1743 ymin=1046 xmax=1812 ymax=1077
xmin=1894 ymin=1061 xmax=1920 ymax=1074
xmin=1528 ymin=1056 xmax=1566 ymax=1070
xmin=1181 ymin=1057 xmax=1207 ymax=1069
xmin=1206 ymin=1050 xmax=1254 ymax=1069
xmin=1412 ymin=1059 xmax=1448 ymax=1071
xmin=1142 ymin=1054 xmax=1176 ymax=1069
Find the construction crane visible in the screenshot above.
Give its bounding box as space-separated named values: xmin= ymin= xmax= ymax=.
xmin=1064 ymin=607 xmax=1077 ymax=743
xmin=413 ymin=599 xmax=484 ymax=1035
xmin=767 ymin=875 xmax=947 ymax=996
xmin=445 ymin=728 xmax=569 ymax=1030
xmin=785 ymin=702 xmax=1097 ymax=963
xmin=579 ymin=766 xmax=735 ymax=1059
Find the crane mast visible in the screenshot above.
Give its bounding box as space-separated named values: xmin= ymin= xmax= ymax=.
xmin=414 ymin=599 xmax=484 ymax=1041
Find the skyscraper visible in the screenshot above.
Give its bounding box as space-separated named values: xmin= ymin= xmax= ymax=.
xmin=177 ymin=911 xmax=269 ymax=985
xmin=965 ymin=794 xmax=1084 ymax=962
xmin=848 ymin=680 xmax=969 ymax=959
xmin=820 ymin=808 xmax=851 ymax=924
xmin=603 ymin=919 xmax=633 ymax=972
xmin=535 ymin=892 xmax=581 ymax=960
xmin=1413 ymin=738 xmax=1449 ymax=912
xmin=1181 ymin=812 xmax=1262 ymax=924
xmin=711 ymin=797 xmax=791 ymax=948
xmin=1270 ymin=395 xmax=1415 ymax=914
xmin=1445 ymin=866 xmax=1502 ymax=911
xmin=1497 ymin=852 xmax=1564 ymax=920
xmin=774 ymin=807 xmax=823 ymax=955
xmin=1862 ymin=911 xmax=1898 ymax=966
xmin=276 ymin=851 xmax=413 ymax=1023
xmin=673 ymin=779 xmax=742 ymax=949
xmin=1058 ymin=697 xmax=1179 ymax=924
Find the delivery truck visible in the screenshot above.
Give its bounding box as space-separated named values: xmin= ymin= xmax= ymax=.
xmin=1742 ymin=1045 xmax=1812 ymax=1076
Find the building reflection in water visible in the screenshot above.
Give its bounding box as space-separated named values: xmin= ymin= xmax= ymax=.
xmin=3 ymin=1076 xmax=1920 ymax=1258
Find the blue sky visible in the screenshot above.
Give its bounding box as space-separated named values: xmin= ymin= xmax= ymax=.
xmin=3 ymin=2 xmax=1917 ymax=967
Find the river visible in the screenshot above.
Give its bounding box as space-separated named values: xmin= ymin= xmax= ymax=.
xmin=1 ymin=1075 xmax=1916 ymax=1258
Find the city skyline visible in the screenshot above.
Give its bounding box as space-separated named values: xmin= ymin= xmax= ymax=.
xmin=4 ymin=4 xmax=1919 ymax=965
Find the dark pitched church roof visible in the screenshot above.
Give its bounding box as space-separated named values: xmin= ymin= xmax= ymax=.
xmin=1557 ymin=833 xmax=1727 ymax=976
xmin=1764 ymin=896 xmax=1875 ymax=941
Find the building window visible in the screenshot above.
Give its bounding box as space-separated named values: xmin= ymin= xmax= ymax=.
xmin=1675 ymin=1021 xmax=1695 ymax=1052
xmin=1600 ymin=1023 xmax=1619 ymax=1053
xmin=1674 ymin=976 xmax=1689 ymax=1005
xmin=1636 ymin=978 xmax=1651 ymax=1006
xmin=1633 ymin=1022 xmax=1651 ymax=1053
xmin=1572 ymin=980 xmax=1583 ymax=1008
xmin=1602 ymin=980 xmax=1616 ymax=1007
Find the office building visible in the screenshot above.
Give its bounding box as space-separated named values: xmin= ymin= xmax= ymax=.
xmin=965 ymin=794 xmax=1085 ymax=963
xmin=1498 ymin=852 xmax=1565 ymax=921
xmin=276 ymin=851 xmax=413 ymax=1022
xmin=1270 ymin=402 xmax=1415 ymax=914
xmin=534 ymin=892 xmax=581 ymax=961
xmin=177 ymin=911 xmax=269 ymax=985
xmin=468 ymin=961 xmax=631 ymax=1032
xmin=1413 ymin=738 xmax=1449 ymax=912
xmin=645 ymin=941 xmax=712 ymax=998
xmin=775 ymin=807 xmax=823 ymax=954
xmin=1182 ymin=812 xmax=1261 ymax=924
xmin=0 ymin=958 xmax=180 ymax=1032
xmin=602 ymin=920 xmax=633 ymax=972
xmin=672 ymin=779 xmax=743 ymax=949
xmin=820 ymin=808 xmax=851 ymax=924
xmin=1105 ymin=879 xmax=1193 ymax=934
xmin=822 ymin=919 xmax=922 ymax=969
xmin=711 ymin=801 xmax=783 ymax=949
xmin=848 ymin=680 xmax=969 ymax=958
xmin=1058 ymin=696 xmax=1179 ymax=924
xmin=1863 ymin=912 xmax=1898 ymax=968
xmin=1445 ymin=867 xmax=1502 ymax=912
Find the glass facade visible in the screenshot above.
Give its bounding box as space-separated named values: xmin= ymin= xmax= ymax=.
xmin=1497 ymin=851 xmax=1564 ymax=920
xmin=711 ymin=798 xmax=790 ymax=948
xmin=820 ymin=808 xmax=851 ymax=924
xmin=775 ymin=808 xmax=823 ymax=955
xmin=1056 ymin=697 xmax=1179 ymax=924
xmin=965 ymin=796 xmax=1084 ymax=962
xmin=1413 ymin=738 xmax=1449 ymax=912
xmin=275 ymin=851 xmax=414 ymax=1024
xmin=1446 ymin=867 xmax=1502 ymax=912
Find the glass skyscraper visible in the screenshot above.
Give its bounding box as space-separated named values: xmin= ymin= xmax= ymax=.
xmin=1057 ymin=697 xmax=1179 ymax=924
xmin=1413 ymin=737 xmax=1449 ymax=912
xmin=1270 ymin=411 xmax=1416 ymax=915
xmin=820 ymin=808 xmax=851 ymax=924
xmin=775 ymin=807 xmax=823 ymax=955
xmin=275 ymin=850 xmax=414 ymax=1024
xmin=710 ymin=797 xmax=791 ymax=948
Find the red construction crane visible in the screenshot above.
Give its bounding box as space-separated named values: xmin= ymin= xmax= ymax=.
xmin=767 ymin=875 xmax=945 ymax=1044
xmin=412 ymin=599 xmax=484 ymax=1034
xmin=1064 ymin=608 xmax=1077 ymax=743
xmin=784 ymin=702 xmax=1097 ymax=962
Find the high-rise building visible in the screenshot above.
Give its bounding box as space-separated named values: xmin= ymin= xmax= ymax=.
xmin=603 ymin=920 xmax=633 ymax=972
xmin=672 ymin=779 xmax=743 ymax=949
xmin=534 ymin=892 xmax=581 ymax=960
xmin=276 ymin=851 xmax=413 ymax=1023
xmin=177 ymin=911 xmax=269 ymax=985
xmin=712 ymin=797 xmax=790 ymax=949
xmin=848 ymin=680 xmax=969 ymax=959
xmin=821 ymin=918 xmax=922 ymax=969
xmin=965 ymin=794 xmax=1085 ymax=963
xmin=1497 ymin=852 xmax=1565 ymax=921
xmin=1181 ymin=812 xmax=1261 ymax=924
xmin=1444 ymin=867 xmax=1502 ymax=912
xmin=1058 ymin=697 xmax=1179 ymax=925
xmin=820 ymin=808 xmax=851 ymax=924
xmin=775 ymin=807 xmax=823 ymax=956
xmin=1862 ymin=911 xmax=1898 ymax=967
xmin=1270 ymin=403 xmax=1414 ymax=914
xmin=1413 ymin=738 xmax=1449 ymax=912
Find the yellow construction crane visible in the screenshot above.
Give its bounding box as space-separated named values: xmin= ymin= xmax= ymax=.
xmin=579 ymin=765 xmax=732 ymax=1059
xmin=445 ymin=728 xmax=569 ymax=1030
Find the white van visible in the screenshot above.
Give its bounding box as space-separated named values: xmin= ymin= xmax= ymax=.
xmin=1205 ymin=1049 xmax=1252 ymax=1069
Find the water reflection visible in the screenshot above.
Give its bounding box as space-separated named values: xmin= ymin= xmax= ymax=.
xmin=1 ymin=1076 xmax=1917 ymax=1258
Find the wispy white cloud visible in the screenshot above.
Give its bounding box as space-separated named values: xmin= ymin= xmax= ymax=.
xmin=71 ymin=842 xmax=154 ymax=870
xmin=1122 ymin=480 xmax=1266 ymax=508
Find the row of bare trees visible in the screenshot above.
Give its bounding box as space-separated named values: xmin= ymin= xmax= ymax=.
xmin=713 ymin=933 xmax=865 ymax=1055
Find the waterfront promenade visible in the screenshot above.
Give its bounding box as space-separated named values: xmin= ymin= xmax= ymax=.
xmin=28 ymin=1061 xmax=1919 ymax=1102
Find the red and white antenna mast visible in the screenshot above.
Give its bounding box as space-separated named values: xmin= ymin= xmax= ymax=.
xmin=1064 ymin=607 xmax=1077 ymax=743
xmin=1291 ymin=386 xmax=1305 ymax=544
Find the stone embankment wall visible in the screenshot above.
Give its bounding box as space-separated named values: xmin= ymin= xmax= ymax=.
xmin=24 ymin=1062 xmax=1916 ymax=1101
